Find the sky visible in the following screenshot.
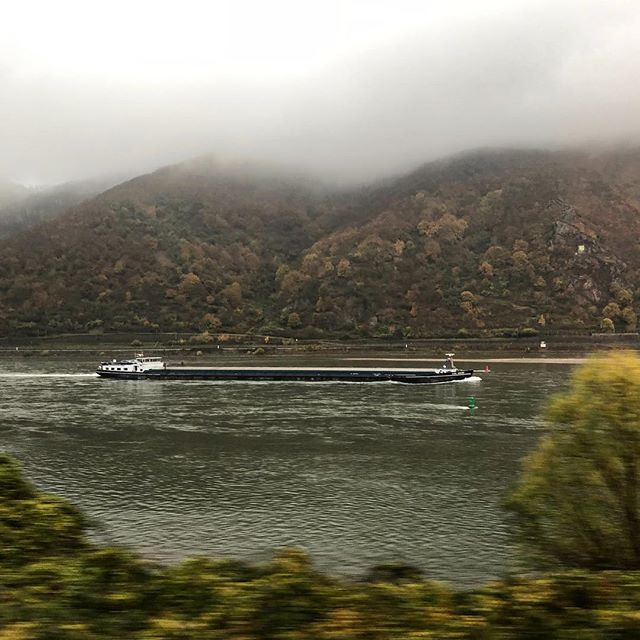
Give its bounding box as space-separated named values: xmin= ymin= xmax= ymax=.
xmin=1 ymin=0 xmax=640 ymax=185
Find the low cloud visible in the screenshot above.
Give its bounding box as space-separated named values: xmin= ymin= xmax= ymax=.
xmin=1 ymin=0 xmax=639 ymax=185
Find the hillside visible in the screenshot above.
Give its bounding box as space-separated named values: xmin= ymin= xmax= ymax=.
xmin=0 ymin=176 xmax=123 ymax=238
xmin=0 ymin=178 xmax=29 ymax=210
xmin=293 ymin=148 xmax=640 ymax=336
xmin=1 ymin=149 xmax=640 ymax=338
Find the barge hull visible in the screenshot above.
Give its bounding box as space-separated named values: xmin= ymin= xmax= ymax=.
xmin=96 ymin=368 xmax=475 ymax=384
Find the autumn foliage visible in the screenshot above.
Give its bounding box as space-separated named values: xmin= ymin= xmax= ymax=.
xmin=508 ymin=350 xmax=640 ymax=569
xmin=1 ymin=149 xmax=640 ymax=337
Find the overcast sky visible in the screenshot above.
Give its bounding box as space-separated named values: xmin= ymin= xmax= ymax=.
xmin=1 ymin=0 xmax=640 ymax=185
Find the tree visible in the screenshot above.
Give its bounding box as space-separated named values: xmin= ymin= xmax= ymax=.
xmin=611 ymin=281 xmax=634 ymax=306
xmin=602 ymin=302 xmax=621 ymax=320
xmin=201 ymin=313 xmax=222 ymax=331
xmin=179 ymin=272 xmax=203 ymax=293
xmin=460 ymin=290 xmax=479 ymax=322
xmin=621 ymin=306 xmax=637 ymax=331
xmin=222 ymin=281 xmax=243 ymax=308
xmin=600 ymin=317 xmax=615 ymax=332
xmin=507 ymin=351 xmax=640 ymax=569
xmin=279 ymin=270 xmax=309 ymax=297
xmin=287 ymin=312 xmax=302 ymax=329
xmin=336 ymin=258 xmax=351 ymax=277
xmin=417 ymin=213 xmax=467 ymax=242
xmin=0 ymin=455 xmax=87 ymax=567
xmin=511 ymin=250 xmax=530 ymax=273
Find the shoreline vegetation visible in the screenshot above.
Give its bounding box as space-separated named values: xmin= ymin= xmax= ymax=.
xmin=0 ymin=464 xmax=640 ymax=640
xmin=2 ymin=456 xmax=640 ymax=639
xmin=3 ymin=352 xmax=640 ymax=637
xmin=346 ymin=357 xmax=588 ymax=364
xmin=0 ymin=351 xmax=590 ymax=365
xmin=0 ymin=330 xmax=638 ymax=359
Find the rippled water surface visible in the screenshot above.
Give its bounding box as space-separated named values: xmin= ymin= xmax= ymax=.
xmin=0 ymin=353 xmax=572 ymax=584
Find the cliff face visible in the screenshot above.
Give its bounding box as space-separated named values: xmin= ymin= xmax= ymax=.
xmin=1 ymin=148 xmax=640 ymax=337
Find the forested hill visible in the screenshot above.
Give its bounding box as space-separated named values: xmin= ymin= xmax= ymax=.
xmin=0 ymin=178 xmax=29 ymax=210
xmin=0 ymin=176 xmax=124 ymax=238
xmin=2 ymin=148 xmax=640 ymax=338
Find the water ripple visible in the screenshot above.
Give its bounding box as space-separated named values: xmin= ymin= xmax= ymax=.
xmin=0 ymin=355 xmax=569 ymax=585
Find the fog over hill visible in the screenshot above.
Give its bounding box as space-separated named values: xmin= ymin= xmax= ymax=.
xmin=1 ymin=146 xmax=640 ymax=338
xmin=0 ymin=179 xmax=29 ymax=209
xmin=1 ymin=1 xmax=640 ymax=185
xmin=0 ymin=176 xmax=126 ymax=237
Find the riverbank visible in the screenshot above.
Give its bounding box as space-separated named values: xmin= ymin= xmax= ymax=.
xmin=344 ymin=356 xmax=588 ymax=364
xmin=0 ymin=331 xmax=637 ymax=358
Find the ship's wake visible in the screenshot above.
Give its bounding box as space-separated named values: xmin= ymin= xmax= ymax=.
xmin=0 ymin=373 xmax=99 ymax=378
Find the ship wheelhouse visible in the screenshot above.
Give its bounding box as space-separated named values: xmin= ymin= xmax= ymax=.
xmin=97 ymin=355 xmax=164 ymax=374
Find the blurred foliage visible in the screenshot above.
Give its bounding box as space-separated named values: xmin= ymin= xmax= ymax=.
xmin=508 ymin=351 xmax=640 ymax=570
xmin=4 ymin=424 xmax=640 ymax=639
xmin=2 ymin=149 xmax=640 ymax=338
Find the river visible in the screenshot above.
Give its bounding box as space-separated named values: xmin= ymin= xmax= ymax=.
xmin=0 ymin=353 xmax=571 ymax=585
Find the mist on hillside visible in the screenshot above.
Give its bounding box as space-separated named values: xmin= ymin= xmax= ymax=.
xmin=1 ymin=0 xmax=640 ymax=188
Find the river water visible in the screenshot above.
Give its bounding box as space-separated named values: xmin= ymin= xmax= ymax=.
xmin=0 ymin=353 xmax=571 ymax=585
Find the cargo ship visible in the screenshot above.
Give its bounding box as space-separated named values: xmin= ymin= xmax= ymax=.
xmin=96 ymin=354 xmax=474 ymax=384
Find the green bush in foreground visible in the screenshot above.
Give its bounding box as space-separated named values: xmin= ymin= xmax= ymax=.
xmin=2 ymin=455 xmax=640 ymax=639
xmin=507 ymin=351 xmax=640 ymax=570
